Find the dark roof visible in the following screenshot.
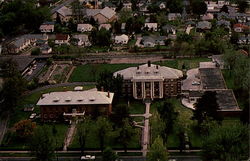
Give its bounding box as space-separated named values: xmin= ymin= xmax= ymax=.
xmin=216 ymin=90 xmax=239 ymax=110
xmin=189 ymin=90 xmax=203 ymax=97
xmin=199 ymin=68 xmax=226 ymax=89
xmin=0 ymin=56 xmax=35 ymax=72
xmin=55 ymin=34 xmax=69 ymax=40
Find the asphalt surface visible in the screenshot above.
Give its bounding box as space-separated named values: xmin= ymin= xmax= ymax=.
xmin=23 ymin=62 xmax=46 ymax=81
xmin=0 ymin=156 xmax=202 ymax=161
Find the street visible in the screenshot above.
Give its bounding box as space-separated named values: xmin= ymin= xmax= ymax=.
xmin=0 ymin=155 xmax=202 ymax=161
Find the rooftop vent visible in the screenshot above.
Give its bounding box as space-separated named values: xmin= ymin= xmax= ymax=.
xmin=89 ymin=97 xmax=95 ymax=101
xmin=65 ymin=97 xmax=71 ymax=102
xmin=77 ymin=97 xmax=84 ymax=102
xmin=53 ymin=97 xmax=60 ymax=102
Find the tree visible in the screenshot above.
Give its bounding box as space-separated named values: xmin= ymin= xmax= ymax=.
xmin=31 ymin=48 xmax=41 ymax=55
xmin=118 ymin=118 xmax=135 ymax=152
xmin=77 ymin=117 xmax=92 ymax=155
xmin=95 ymin=116 xmax=112 ymax=152
xmin=150 ymin=111 xmax=165 ymax=142
xmin=90 ymin=28 xmax=111 ymax=46
xmin=14 ymin=120 xmax=36 ymax=139
xmin=110 ymin=104 xmax=130 ymax=127
xmin=147 ymin=136 xmax=168 ymax=161
xmin=29 ymin=126 xmax=55 ymax=161
xmin=156 ymin=100 xmax=178 ymax=143
xmin=0 ymin=59 xmax=26 ymax=114
xmin=102 ymin=147 xmax=118 ymax=161
xmin=202 ymin=123 xmax=249 ymax=161
xmin=191 ymin=0 xmax=207 ymax=15
xmin=193 ymin=91 xmax=223 ymax=126
xmin=237 ymin=0 xmax=249 ymax=13
xmin=167 ymin=0 xmax=184 ymax=13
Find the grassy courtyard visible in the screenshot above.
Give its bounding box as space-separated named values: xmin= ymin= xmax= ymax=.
xmin=69 ymin=64 xmax=139 ymax=82
xmin=68 ymin=123 xmax=141 ymax=150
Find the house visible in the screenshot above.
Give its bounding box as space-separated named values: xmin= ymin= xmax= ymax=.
xmin=138 ymin=3 xmax=149 ymax=12
xmin=205 ymin=0 xmax=229 ymax=13
xmin=72 ymin=34 xmax=91 ymax=46
xmin=37 ymin=90 xmax=114 ymax=121
xmin=236 ymin=13 xmax=248 ymax=23
xmin=113 ymin=63 xmax=183 ymax=100
xmin=77 ymin=24 xmax=93 ymax=32
xmin=238 ymin=35 xmax=250 ymax=44
xmin=167 ymin=13 xmax=181 ymax=21
xmin=123 ymin=2 xmax=132 ymax=10
xmin=233 ymin=24 xmax=249 ymax=32
xmin=201 ymin=13 xmax=214 ymax=21
xmin=162 ymin=24 xmax=176 ymax=34
xmin=141 ymin=36 xmax=167 ymax=47
xmin=39 ymin=22 xmax=55 ymax=33
xmin=86 ymin=7 xmax=117 ymax=24
xmin=196 ymin=21 xmax=212 ymax=30
xmin=216 ymin=20 xmax=230 ymax=28
xmin=144 ymin=23 xmax=158 ymax=31
xmin=157 ymin=1 xmax=166 ymax=9
xmin=52 ymin=6 xmax=72 ymax=23
xmin=8 ymin=34 xmax=48 ymax=53
xmin=114 ymin=34 xmax=129 ymax=45
xmin=55 ymin=34 xmax=70 ymax=45
xmin=217 ymin=12 xmax=230 ymax=20
xmin=40 ymin=44 xmax=52 ymax=54
xmin=99 ymin=23 xmax=112 ymax=30
xmin=102 ymin=2 xmax=116 ymax=11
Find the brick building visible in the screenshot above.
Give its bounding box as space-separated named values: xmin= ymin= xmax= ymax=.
xmin=37 ymin=90 xmax=114 ymax=121
xmin=113 ymin=63 xmax=183 ymax=100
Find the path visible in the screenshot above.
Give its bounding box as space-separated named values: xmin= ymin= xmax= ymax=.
xmin=64 ymin=66 xmax=75 ymax=83
xmin=142 ymin=102 xmax=151 ymax=156
xmin=63 ymin=122 xmax=76 ymax=151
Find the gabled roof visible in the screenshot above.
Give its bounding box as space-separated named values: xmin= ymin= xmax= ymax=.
xmin=100 ymin=7 xmax=116 ymax=19
xmin=115 ymin=34 xmax=129 ymax=41
xmin=197 ymin=21 xmax=212 ymax=29
xmin=56 ymin=6 xmax=72 ymax=17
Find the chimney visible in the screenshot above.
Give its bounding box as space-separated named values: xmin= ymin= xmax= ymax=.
xmin=137 ymin=66 xmax=139 ymax=70
xmin=156 ymin=65 xmax=159 ymax=69
xmin=148 ymin=61 xmax=151 ymax=67
xmin=101 ymin=86 xmax=104 ymax=92
xmin=107 ymin=91 xmax=110 ymax=98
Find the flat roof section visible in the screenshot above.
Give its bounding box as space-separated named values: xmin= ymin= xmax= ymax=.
xmin=216 ymin=90 xmax=239 ymax=111
xmin=199 ymin=68 xmax=226 ymax=90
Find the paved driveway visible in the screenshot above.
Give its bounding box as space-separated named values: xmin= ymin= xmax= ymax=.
xmin=181 ymin=68 xmax=201 ymax=91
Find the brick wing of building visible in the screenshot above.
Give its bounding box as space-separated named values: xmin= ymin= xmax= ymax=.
xmin=113 ymin=63 xmax=183 ymax=100
xmin=37 ymin=91 xmax=114 ymax=121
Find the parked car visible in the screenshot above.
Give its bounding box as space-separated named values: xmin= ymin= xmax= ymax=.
xmin=81 ymin=155 xmax=95 ymax=160
xmin=192 ymin=81 xmax=200 ymax=85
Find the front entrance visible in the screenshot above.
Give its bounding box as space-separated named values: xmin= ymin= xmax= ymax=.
xmin=145 ymin=82 xmax=151 ymax=99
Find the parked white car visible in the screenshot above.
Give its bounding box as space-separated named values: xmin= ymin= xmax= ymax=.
xmin=81 ymin=155 xmax=95 ymax=160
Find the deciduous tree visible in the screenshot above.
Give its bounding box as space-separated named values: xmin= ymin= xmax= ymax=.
xmin=147 ymin=136 xmax=168 ymax=161
xmin=14 ymin=120 xmax=36 ymax=139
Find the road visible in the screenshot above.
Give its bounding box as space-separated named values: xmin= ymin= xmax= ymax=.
xmin=0 ymin=155 xmax=202 ymax=161
xmin=50 ymin=0 xmax=75 ymax=14
xmin=0 ymin=115 xmax=9 ymax=145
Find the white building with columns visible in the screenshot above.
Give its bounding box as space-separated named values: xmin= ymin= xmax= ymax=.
xmin=114 ymin=63 xmax=183 ymax=100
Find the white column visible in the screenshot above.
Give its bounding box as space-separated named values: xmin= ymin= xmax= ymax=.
xmin=142 ymin=82 xmax=145 ymax=99
xmin=133 ymin=82 xmax=137 ymax=99
xmin=151 ymin=82 xmax=154 ymax=99
xmin=160 ymin=81 xmax=164 ymax=98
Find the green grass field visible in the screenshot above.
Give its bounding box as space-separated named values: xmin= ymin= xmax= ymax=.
xmin=69 ymin=64 xmax=139 ymax=82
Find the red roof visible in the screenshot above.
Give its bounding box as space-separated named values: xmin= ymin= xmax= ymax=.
xmin=55 ymin=34 xmax=69 ymax=40
xmin=233 ymin=24 xmax=249 ymax=29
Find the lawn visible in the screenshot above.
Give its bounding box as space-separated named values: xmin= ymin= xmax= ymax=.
xmin=68 ymin=122 xmax=141 ymax=150
xmin=69 ymin=64 xmax=139 ymax=82
xmin=150 ymin=98 xmax=202 ymax=149
xmin=114 ymin=98 xmax=145 ymax=114
xmin=0 ymin=123 xmax=68 ymax=150
xmin=9 ymin=85 xmax=95 ymax=127
xmin=155 ymin=57 xmax=211 ymax=70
